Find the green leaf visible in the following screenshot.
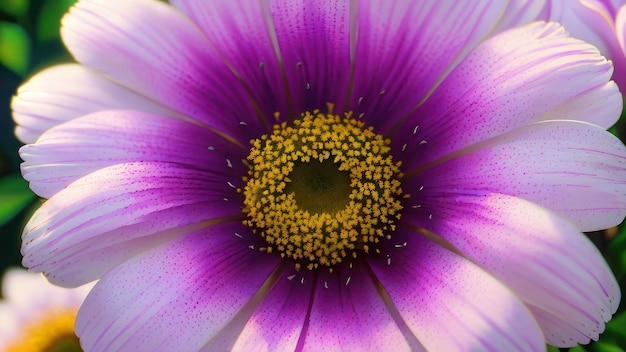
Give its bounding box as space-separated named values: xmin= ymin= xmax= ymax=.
xmin=592 ymin=342 xmax=624 ymax=352
xmin=36 ymin=0 xmax=77 ymax=42
xmin=0 ymin=0 xmax=30 ymax=18
xmin=0 ymin=21 xmax=30 ymax=76
xmin=606 ymin=310 xmax=626 ymax=337
xmin=607 ymin=225 xmax=626 ymax=279
xmin=594 ymin=310 xmax=626 ymax=351
xmin=0 ymin=174 xmax=35 ymax=227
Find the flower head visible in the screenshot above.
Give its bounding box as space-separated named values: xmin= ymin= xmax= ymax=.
xmin=0 ymin=268 xmax=92 ymax=352
xmin=12 ymin=0 xmax=626 ymax=350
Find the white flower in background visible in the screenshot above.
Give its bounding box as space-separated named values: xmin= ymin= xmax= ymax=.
xmin=0 ymin=268 xmax=93 ymax=352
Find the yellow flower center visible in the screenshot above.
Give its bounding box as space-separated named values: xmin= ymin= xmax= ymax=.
xmin=243 ymin=110 xmax=405 ymax=270
xmin=5 ymin=308 xmax=82 ymax=352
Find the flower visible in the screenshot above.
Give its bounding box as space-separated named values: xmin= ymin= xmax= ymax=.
xmin=500 ymin=0 xmax=626 ymax=90
xmin=11 ymin=0 xmax=626 ymax=350
xmin=0 ymin=268 xmax=92 ymax=351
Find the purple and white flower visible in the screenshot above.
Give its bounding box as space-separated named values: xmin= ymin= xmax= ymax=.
xmin=12 ymin=0 xmax=626 ymax=350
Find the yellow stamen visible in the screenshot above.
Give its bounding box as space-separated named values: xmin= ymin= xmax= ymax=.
xmin=243 ymin=110 xmax=404 ymax=270
xmin=5 ymin=308 xmax=81 ymax=352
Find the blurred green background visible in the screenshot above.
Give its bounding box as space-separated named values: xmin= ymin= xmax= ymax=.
xmin=0 ymin=0 xmax=75 ymax=273
xmin=0 ymin=0 xmax=624 ymax=350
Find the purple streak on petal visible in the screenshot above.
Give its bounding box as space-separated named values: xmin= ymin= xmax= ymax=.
xmin=414 ymin=120 xmax=626 ymax=231
xmin=605 ymin=0 xmax=626 ymax=17
xmin=171 ymin=0 xmax=355 ymax=122
xmin=395 ymin=22 xmax=617 ymax=170
xmin=296 ymin=264 xmax=413 ymax=352
xmin=499 ymin=0 xmax=626 ymax=92
xmin=493 ymin=0 xmax=549 ymax=33
xmin=405 ymin=193 xmax=620 ymax=346
xmin=212 ymin=269 xmax=314 ymax=351
xmin=11 ymin=64 xmax=180 ymax=143
xmin=21 ymin=162 xmax=242 ymax=287
xmin=551 ymin=0 xmax=626 ymax=90
xmin=169 ymin=0 xmax=293 ymax=124
xmin=369 ymin=231 xmax=544 ymax=351
xmin=618 ymin=3 xmax=626 ymax=39
xmin=61 ymin=0 xmax=264 ymax=144
xmin=171 ymin=0 xmax=505 ymax=128
xmin=20 ymin=110 xmax=245 ymax=198
xmin=76 ymin=226 xmax=281 ymax=352
xmin=616 ymin=5 xmax=626 ymax=74
xmin=542 ymin=1 xmax=613 ymax=54
xmin=349 ymin=0 xmax=507 ymax=131
xmin=228 ymin=263 xmax=421 ymax=351
xmin=266 ymin=0 xmax=353 ymax=116
xmin=529 ymin=305 xmax=599 ymax=347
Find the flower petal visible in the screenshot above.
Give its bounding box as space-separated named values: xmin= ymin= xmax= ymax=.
xmin=11 ymin=64 xmax=178 ymax=143
xmin=19 ymin=110 xmax=244 ymax=199
xmin=615 ymin=4 xmax=626 ymax=48
xmin=2 ymin=269 xmax=92 ymax=309
xmin=395 ymin=21 xmax=619 ymax=170
xmin=499 ymin=0 xmax=626 ymax=90
xmin=170 ymin=0 xmax=353 ymax=119
xmin=171 ymin=0 xmax=505 ymax=126
xmin=218 ymin=270 xmax=315 ymax=352
xmin=616 ymin=4 xmax=626 ymax=60
xmin=76 ymin=226 xmax=280 ymax=352
xmin=494 ymin=0 xmax=549 ymax=33
xmin=61 ymin=0 xmax=259 ymax=144
xmin=300 ymin=265 xmax=418 ymax=351
xmin=369 ymin=232 xmax=544 ymax=351
xmin=532 ymin=81 xmax=621 ymax=127
xmin=405 ymin=193 xmax=619 ymax=347
xmin=350 ymin=0 xmax=507 ymax=130
xmin=549 ymin=0 xmax=626 ymax=90
xmin=497 ymin=1 xmax=612 ymax=48
xmin=0 ymin=303 xmax=20 ymax=350
xmin=231 ymin=265 xmax=418 ymax=352
xmin=21 ymin=162 xmax=242 ymax=287
xmin=553 ymin=1 xmax=616 ymax=54
xmin=414 ymin=120 xmax=626 ymax=231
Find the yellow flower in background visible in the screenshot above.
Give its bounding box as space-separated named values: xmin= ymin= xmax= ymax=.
xmin=0 ymin=268 xmax=93 ymax=352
